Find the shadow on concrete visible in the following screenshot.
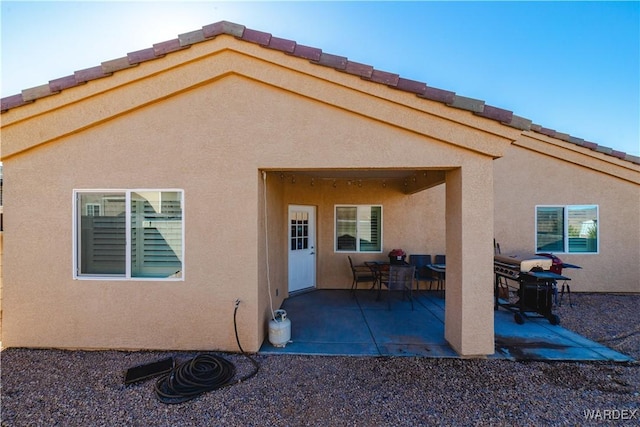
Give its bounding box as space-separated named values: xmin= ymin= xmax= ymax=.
xmin=259 ymin=289 xmax=633 ymax=362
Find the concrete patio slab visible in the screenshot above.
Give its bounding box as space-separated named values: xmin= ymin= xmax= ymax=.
xmin=259 ymin=289 xmax=633 ymax=362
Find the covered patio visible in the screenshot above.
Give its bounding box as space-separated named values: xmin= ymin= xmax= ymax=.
xmin=259 ymin=290 xmax=632 ymax=362
xmin=263 ymin=164 xmax=501 ymax=357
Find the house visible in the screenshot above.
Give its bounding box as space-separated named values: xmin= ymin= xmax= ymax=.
xmin=1 ymin=21 xmax=638 ymax=357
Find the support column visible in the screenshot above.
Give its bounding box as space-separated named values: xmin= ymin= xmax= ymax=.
xmin=444 ymin=162 xmax=495 ymax=357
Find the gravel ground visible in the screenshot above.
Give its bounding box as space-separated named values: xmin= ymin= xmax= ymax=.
xmin=1 ymin=293 xmax=639 ymax=426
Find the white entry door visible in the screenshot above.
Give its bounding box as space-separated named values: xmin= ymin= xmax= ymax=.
xmin=288 ymin=205 xmax=316 ymax=293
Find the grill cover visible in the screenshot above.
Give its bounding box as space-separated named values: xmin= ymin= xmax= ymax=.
xmin=494 ymin=253 xmax=552 ymax=272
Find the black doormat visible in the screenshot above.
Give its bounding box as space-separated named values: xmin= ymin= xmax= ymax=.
xmin=124 ymin=357 xmax=175 ymax=384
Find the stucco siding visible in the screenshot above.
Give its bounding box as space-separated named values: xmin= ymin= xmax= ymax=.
xmin=278 ymin=176 xmax=446 ymax=290
xmin=5 ymin=33 xmax=635 ymax=356
xmin=1 ymin=65 xmax=499 ymax=351
xmin=494 ymin=144 xmax=640 ymax=293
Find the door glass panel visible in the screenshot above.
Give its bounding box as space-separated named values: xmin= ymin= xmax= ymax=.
xmin=290 ymin=210 xmax=309 ymax=251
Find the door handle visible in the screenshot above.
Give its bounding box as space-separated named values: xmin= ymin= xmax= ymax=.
xmin=310 ymin=252 xmax=315 ymax=255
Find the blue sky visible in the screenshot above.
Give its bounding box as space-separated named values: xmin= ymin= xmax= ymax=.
xmin=2 ymin=1 xmax=639 ymax=156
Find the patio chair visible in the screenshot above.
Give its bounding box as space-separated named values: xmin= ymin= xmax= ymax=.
xmin=381 ymin=264 xmax=416 ymax=310
xmin=348 ymin=256 xmax=376 ymax=294
xmin=364 ymin=261 xmax=386 ymax=297
xmin=409 ymin=254 xmax=437 ymax=291
xmin=433 ymin=254 xmax=446 ymax=294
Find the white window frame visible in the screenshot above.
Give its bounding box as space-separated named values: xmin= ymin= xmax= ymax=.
xmin=334 ymin=204 xmax=383 ymax=253
xmin=73 ymin=189 xmax=185 ymax=280
xmin=535 ymin=204 xmax=599 ymax=254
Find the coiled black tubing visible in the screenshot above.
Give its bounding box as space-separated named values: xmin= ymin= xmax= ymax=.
xmin=154 ymin=303 xmax=260 ymax=404
xmin=154 ymin=353 xmax=236 ymax=404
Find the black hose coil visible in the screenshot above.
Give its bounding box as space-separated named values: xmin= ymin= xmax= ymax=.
xmin=153 ymin=301 xmax=260 ymax=404
xmin=154 ymin=354 xmax=236 ymax=404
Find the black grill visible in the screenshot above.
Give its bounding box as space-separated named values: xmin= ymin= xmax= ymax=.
xmin=494 ymin=254 xmax=569 ymax=325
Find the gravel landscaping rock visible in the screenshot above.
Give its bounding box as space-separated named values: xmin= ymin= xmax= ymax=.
xmin=1 ymin=293 xmax=638 ymax=426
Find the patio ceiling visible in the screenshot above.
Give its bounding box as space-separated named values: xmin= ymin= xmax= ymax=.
xmin=269 ymin=168 xmax=450 ymax=194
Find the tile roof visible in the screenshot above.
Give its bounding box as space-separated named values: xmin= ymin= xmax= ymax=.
xmin=1 ymin=20 xmax=638 ymax=165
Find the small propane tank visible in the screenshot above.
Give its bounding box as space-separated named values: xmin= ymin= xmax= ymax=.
xmin=268 ymin=309 xmax=291 ymax=348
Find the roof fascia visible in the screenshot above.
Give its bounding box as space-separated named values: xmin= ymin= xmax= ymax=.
xmin=2 ymin=35 xmax=518 ymax=160
xmin=515 ymin=131 xmax=640 ymax=185
xmin=2 ymin=20 xmax=637 ymax=166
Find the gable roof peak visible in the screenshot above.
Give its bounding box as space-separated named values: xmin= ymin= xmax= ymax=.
xmin=1 ymin=20 xmax=637 ymax=165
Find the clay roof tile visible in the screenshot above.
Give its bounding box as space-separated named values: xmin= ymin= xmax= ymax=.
xmin=290 ymin=44 xmax=322 ymax=62
xmin=241 ymin=28 xmax=271 ymax=46
xmin=127 ymin=47 xmax=159 ymax=65
xmin=22 ymin=84 xmax=56 ymax=102
xmin=75 ymin=65 xmax=110 ymax=83
xmin=393 ymin=77 xmax=427 ymax=95
xmin=448 ymin=95 xmax=484 ymax=113
xmin=178 ymin=29 xmax=206 ymax=47
xmin=418 ymin=86 xmax=456 ymax=104
xmin=1 ymin=20 xmax=636 ymax=165
xmin=475 ymin=104 xmax=513 ymax=123
xmin=1 ymin=94 xmax=29 ymax=111
xmin=313 ymin=52 xmax=348 ymax=70
xmin=49 ymin=74 xmax=81 ymax=92
xmin=102 ymin=57 xmax=136 ymax=74
xmin=202 ymin=21 xmax=245 ymax=38
xmin=366 ymin=69 xmax=399 ymax=86
xmin=153 ymin=39 xmax=188 ymax=56
xmin=266 ymin=36 xmax=296 ymax=54
xmin=343 ymin=61 xmax=374 ymax=79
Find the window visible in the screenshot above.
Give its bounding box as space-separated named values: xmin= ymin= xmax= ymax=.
xmin=74 ymin=190 xmax=184 ymax=279
xmin=85 ymin=203 xmax=101 ymax=217
xmin=335 ymin=205 xmax=382 ymax=252
xmin=536 ymin=205 xmax=598 ymax=253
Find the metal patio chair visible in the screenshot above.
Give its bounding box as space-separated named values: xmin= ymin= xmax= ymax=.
xmin=348 ymin=256 xmax=376 ymax=294
xmin=409 ymin=254 xmax=437 ymax=291
xmin=381 ymin=264 xmax=416 ymax=310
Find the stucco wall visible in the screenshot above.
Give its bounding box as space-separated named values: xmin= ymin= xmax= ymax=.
xmin=2 ymin=63 xmax=500 ymax=352
xmin=277 ymin=175 xmax=446 ymax=289
xmin=16 ymin=34 xmax=636 ymax=356
xmin=494 ymin=142 xmax=640 ymax=293
xmin=258 ymin=172 xmax=286 ymax=338
xmin=2 ymin=32 xmax=637 ymax=357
